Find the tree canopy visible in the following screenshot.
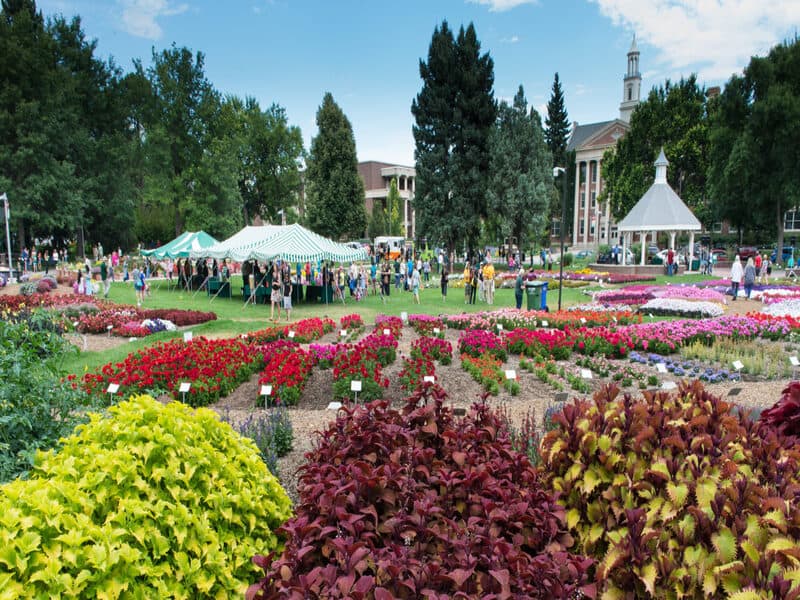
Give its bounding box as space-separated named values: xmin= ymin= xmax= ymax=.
xmin=600 ymin=76 xmax=710 ymax=225
xmin=486 ymin=85 xmax=552 ymax=250
xmin=707 ymin=37 xmax=800 ymax=252
xmin=412 ymin=21 xmax=496 ymax=257
xmin=305 ymin=92 xmax=366 ymax=241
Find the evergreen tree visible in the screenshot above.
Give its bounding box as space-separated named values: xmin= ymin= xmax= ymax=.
xmin=385 ymin=178 xmax=403 ymax=236
xmin=487 ymin=86 xmax=552 ymax=250
xmin=305 ymin=92 xmax=366 ymax=240
xmin=367 ymin=200 xmax=386 ymax=239
xmin=544 ymin=73 xmax=570 ymax=169
xmin=600 ymin=76 xmax=710 ymax=224
xmin=412 ymin=21 xmax=496 ymax=257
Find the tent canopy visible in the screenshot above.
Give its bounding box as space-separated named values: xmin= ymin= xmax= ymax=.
xmin=141 ymin=231 xmax=219 ymax=259
xmin=198 ymin=225 xmax=282 ymax=260
xmin=192 ymin=223 xmax=368 ymax=263
xmin=616 ymin=148 xmax=701 ymax=232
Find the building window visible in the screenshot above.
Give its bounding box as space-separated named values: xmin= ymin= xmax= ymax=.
xmin=581 ymin=193 xmax=585 ymax=208
xmin=728 ymin=225 xmax=738 ymax=234
xmin=580 ymin=221 xmax=584 ymax=235
xmin=591 ymin=164 xmax=597 ymax=183
xmin=591 ymin=191 xmax=596 ymax=206
xmin=628 ymin=86 xmax=632 ymax=101
xmin=590 ymin=223 xmax=595 ymax=236
xmin=712 ymin=222 xmax=722 ymax=233
xmin=550 ymin=219 xmax=561 ymax=237
xmin=579 ymin=163 xmax=586 ymax=184
xmin=610 ymin=227 xmax=618 ymax=241
xmin=785 ymin=210 xmax=800 ymax=231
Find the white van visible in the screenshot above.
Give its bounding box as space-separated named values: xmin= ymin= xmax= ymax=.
xmin=374 ymin=236 xmax=405 ymax=260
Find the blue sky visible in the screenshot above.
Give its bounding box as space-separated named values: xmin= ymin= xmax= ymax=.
xmin=37 ymin=0 xmax=800 ymax=165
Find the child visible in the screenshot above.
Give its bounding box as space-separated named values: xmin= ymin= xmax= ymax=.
xmin=282 ymin=271 xmax=292 ymax=322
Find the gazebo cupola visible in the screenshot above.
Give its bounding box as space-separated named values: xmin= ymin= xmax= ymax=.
xmin=616 ymin=147 xmax=701 ymax=267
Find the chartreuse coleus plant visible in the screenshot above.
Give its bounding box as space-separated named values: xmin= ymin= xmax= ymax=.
xmin=0 ymin=395 xmax=292 ymax=599
xmin=541 ymin=381 xmax=800 ymax=599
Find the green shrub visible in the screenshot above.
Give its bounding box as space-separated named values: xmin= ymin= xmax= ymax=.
xmin=220 ymin=407 xmax=294 ymax=477
xmin=541 ymin=381 xmax=800 ymax=597
xmin=0 ymin=395 xmax=292 ymax=598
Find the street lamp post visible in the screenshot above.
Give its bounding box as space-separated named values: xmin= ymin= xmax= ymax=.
xmin=552 ymin=167 xmax=568 ymax=311
xmin=1 ymin=193 xmax=12 ymax=284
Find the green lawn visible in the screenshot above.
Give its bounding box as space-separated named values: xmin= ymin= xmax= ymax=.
xmin=61 ymin=268 xmax=711 ymax=375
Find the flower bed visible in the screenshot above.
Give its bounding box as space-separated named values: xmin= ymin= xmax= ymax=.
xmin=77 ymin=307 xmax=216 ymax=335
xmin=398 ymin=355 xmax=436 ymax=390
xmin=257 ymin=340 xmax=316 ymax=406
xmin=458 ymin=328 xmax=507 ymax=361
xmin=410 ymin=336 xmax=453 ymax=365
xmin=283 ymin=317 xmax=334 ymax=342
xmin=83 ymin=337 xmax=259 ymax=406
xmin=0 ymin=293 xmax=108 ymax=312
xmin=331 ymin=333 xmax=394 ymax=402
xmin=638 ymin=298 xmax=725 ymax=318
xmin=309 ymin=343 xmax=349 ymax=369
xmin=506 ymin=328 xmax=572 ymax=360
xmin=445 ymin=308 xmax=639 ymax=332
xmin=407 ymin=313 xmax=445 ymax=336
xmin=461 ymin=353 xmax=518 ymax=395
xmin=628 ymin=351 xmax=738 ymax=383
xmin=339 ymin=313 xmax=364 ymax=332
xmin=374 ymin=314 xmax=403 ymax=337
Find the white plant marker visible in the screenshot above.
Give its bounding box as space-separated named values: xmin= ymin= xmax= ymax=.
xmin=656 ymin=363 xmax=668 ymax=374
xmin=423 ymin=375 xmax=435 ymax=383
xmin=351 ymin=379 xmax=362 ymax=403
xmin=178 ymin=381 xmax=191 ymax=403
xmin=504 ymin=369 xmax=516 ymax=380
xmin=580 ymin=369 xmax=592 ymax=379
xmin=260 ymin=384 xmax=273 ymax=408
xmin=183 ymin=331 xmax=193 ymax=343
xmin=288 ymin=330 xmax=295 ymax=339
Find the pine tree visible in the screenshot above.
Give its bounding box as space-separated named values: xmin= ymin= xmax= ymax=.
xmin=544 ymin=73 xmax=570 ymax=169
xmin=487 ymin=86 xmax=552 ymax=251
xmin=412 ymin=21 xmax=496 ymax=256
xmin=305 ymin=93 xmax=366 ymax=240
xmin=385 ymin=178 xmax=403 ymax=236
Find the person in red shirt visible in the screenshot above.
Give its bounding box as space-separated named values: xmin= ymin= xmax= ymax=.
xmin=754 ymin=253 xmax=762 ymax=278
xmin=667 ymin=248 xmax=675 ymax=276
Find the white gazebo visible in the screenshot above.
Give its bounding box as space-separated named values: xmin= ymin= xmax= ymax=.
xmin=616 ymin=148 xmax=701 ymax=267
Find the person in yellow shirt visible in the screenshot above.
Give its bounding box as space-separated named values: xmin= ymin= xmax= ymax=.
xmin=463 ymin=264 xmax=472 ymax=304
xmin=483 ymin=262 xmax=495 ymax=304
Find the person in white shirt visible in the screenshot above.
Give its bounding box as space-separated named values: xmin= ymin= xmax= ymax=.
xmin=729 ymin=255 xmax=743 ymax=301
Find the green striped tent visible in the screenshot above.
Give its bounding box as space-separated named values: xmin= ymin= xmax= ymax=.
xmin=140 ymin=231 xmax=218 ymax=260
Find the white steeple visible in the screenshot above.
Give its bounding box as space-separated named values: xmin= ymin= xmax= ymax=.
xmin=619 ymin=34 xmax=641 ymax=123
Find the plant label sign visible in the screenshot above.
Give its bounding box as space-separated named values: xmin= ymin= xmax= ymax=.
xmin=106 ymin=383 xmax=120 ymax=394
xmin=580 ymin=318 xmax=587 ymax=324
xmin=541 ymin=320 xmax=549 ymax=328
xmin=326 ymin=401 xmax=342 ymax=411
xmin=383 ymin=328 xmax=390 ymax=336
xmin=350 ymin=380 xmax=362 ymax=392
xmin=732 ymin=360 xmax=744 ymax=371
xmin=661 ymin=381 xmax=677 ymax=390
xmin=73 ymin=321 xmax=80 ymax=328
xmin=288 ymin=331 xmax=295 ymax=339
xmin=656 ymin=363 xmax=668 ymax=374
xmin=504 ymin=369 xmax=516 ymax=380
xmin=580 ymin=369 xmax=593 ymax=379
xmin=433 ymin=327 xmax=441 ymax=335
xmin=183 ymin=331 xmax=193 ymax=343
xmin=260 ymin=385 xmax=272 ymax=396
xmin=496 ymin=324 xmax=503 ymax=331
xmin=400 ymin=311 xmax=408 ymax=322
xmin=423 ymin=375 xmax=435 ymax=383
xmin=791 ymin=356 xmax=800 ymax=367
xmin=178 ymin=382 xmax=191 ymax=393
xmin=340 ymin=329 xmax=347 ymax=337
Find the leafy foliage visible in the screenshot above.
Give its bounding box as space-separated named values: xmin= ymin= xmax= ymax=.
xmin=541 ymin=381 xmax=800 ymax=597
xmin=220 ymin=407 xmax=294 ymax=477
xmin=247 ymin=387 xmax=594 ymax=599
xmin=760 ymin=381 xmax=800 ymax=445
xmin=0 ymin=314 xmax=92 ymax=482
xmin=0 ymin=395 xmax=292 ymax=598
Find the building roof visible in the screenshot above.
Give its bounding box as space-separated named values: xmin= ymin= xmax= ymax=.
xmin=617 ymin=149 xmax=701 ymax=232
xmin=566 ymin=120 xmax=616 ymax=152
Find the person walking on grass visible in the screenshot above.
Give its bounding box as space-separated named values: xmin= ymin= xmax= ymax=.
xmin=270 ymin=263 xmax=282 ymax=321
xmin=440 ymin=267 xmax=448 ymax=302
xmin=463 ymin=263 xmax=472 ymax=304
xmin=411 ymin=266 xmax=421 ymax=304
xmin=730 ymin=255 xmax=743 ymax=301
xmin=514 ymin=268 xmax=524 ymax=309
xmin=282 ymin=265 xmax=292 ymax=322
xmin=743 ymin=257 xmax=756 ymax=299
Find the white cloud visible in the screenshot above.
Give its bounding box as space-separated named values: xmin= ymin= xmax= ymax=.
xmin=500 ymin=35 xmax=520 ymax=43
xmin=120 ymin=0 xmax=188 ymax=39
xmin=590 ymin=0 xmax=800 ymax=81
xmin=468 ymin=0 xmax=538 ymax=12
xmin=574 ymin=83 xmax=588 ymax=96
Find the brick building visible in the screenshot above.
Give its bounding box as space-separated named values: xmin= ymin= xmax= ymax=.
xmin=357 ymin=161 xmax=416 ymax=239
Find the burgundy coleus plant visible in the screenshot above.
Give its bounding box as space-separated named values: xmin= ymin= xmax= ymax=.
xmin=760 ymin=381 xmax=800 ymax=444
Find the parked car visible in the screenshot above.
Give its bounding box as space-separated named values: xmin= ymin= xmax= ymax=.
xmin=647 ymin=245 xmax=660 ymax=257
xmin=655 ymin=249 xmax=684 ymax=265
xmin=711 ymin=248 xmax=728 ymax=261
xmin=575 ymin=249 xmax=594 ymax=259
xmin=737 ymin=246 xmax=759 ymax=260
xmin=597 ymin=248 xmax=634 ymax=264
xmin=771 ymin=246 xmax=795 ymax=263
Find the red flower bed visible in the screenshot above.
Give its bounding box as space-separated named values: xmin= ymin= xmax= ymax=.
xmin=374 ymin=315 xmax=403 ymax=337
xmin=83 ymin=337 xmax=258 ymax=406
xmin=331 ymin=333 xmax=395 ymax=402
xmin=257 ymin=340 xmax=317 ymax=406
xmin=76 ymin=307 xmax=216 ymax=335
xmin=0 ymin=294 xmax=109 ymax=312
xmin=247 ymin=390 xmax=594 ymax=599
xmin=283 ymin=317 xmax=334 ymax=343
xmin=340 ymin=313 xmax=364 ymax=331
xmin=410 ymin=336 xmax=453 ymax=365
xmin=506 ymin=328 xmax=572 ymax=360
xmin=407 ymin=314 xmax=446 ymax=336
xmin=398 ymin=356 xmax=436 ymax=391
xmin=140 ymin=308 xmax=216 ymax=327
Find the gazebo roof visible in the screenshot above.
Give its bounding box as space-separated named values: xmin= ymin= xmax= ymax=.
xmin=616 ymin=148 xmax=701 ymax=232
